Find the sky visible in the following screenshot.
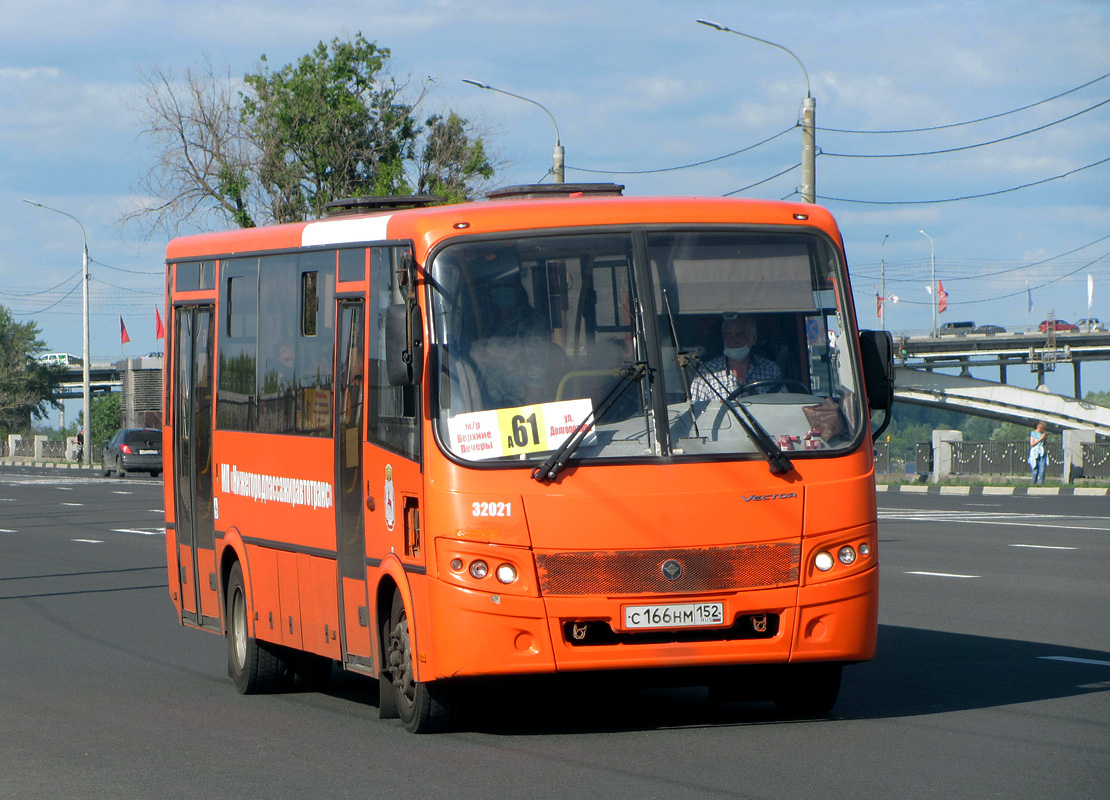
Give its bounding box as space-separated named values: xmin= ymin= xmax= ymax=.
xmin=2 ymin=0 xmax=1108 ymax=424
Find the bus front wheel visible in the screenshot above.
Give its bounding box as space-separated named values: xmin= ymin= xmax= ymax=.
xmin=773 ymin=663 xmax=842 ymax=716
xmin=226 ymin=562 xmax=285 ymax=694
xmin=385 ymin=590 xmax=455 ymax=733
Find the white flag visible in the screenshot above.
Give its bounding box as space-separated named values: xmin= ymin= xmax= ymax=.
xmin=1088 ymin=274 xmax=1094 ymax=310
xmin=888 ymin=294 xmax=900 ymax=303
xmin=925 ymin=285 xmax=933 ymax=295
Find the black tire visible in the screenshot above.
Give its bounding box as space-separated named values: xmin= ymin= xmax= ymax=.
xmin=115 ymin=457 xmax=127 ymax=478
xmin=772 ymin=663 xmax=842 ymax=716
xmin=384 ymin=590 xmax=455 ymax=733
xmin=100 ymin=457 xmax=111 ymax=478
xmin=226 ymin=561 xmax=286 ymax=694
xmin=150 ymin=470 xmax=161 ymax=479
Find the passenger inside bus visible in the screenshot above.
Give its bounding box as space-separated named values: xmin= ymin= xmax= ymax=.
xmin=688 ymin=313 xmax=783 ymax=401
xmin=457 ymin=248 xmax=561 ymax=410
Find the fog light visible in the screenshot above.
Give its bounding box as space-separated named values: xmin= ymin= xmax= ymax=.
xmin=838 ymin=546 xmax=857 ymax=565
xmin=469 ymin=560 xmax=489 ymax=579
xmin=858 ymin=543 xmax=871 ymax=557
xmin=450 ymin=558 xmax=464 ymax=572
xmin=495 ymin=563 xmax=517 ymax=584
xmin=814 ymin=551 xmax=834 ymax=571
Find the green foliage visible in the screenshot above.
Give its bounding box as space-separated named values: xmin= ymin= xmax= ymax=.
xmin=240 ymin=34 xmax=486 ymax=223
xmin=417 ymin=112 xmax=495 ymax=203
xmin=0 ymin=305 xmax=58 ymax=435
xmin=1084 ymin=390 xmax=1110 ymax=408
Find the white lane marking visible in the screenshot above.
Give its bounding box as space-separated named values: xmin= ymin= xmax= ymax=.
xmin=1009 ymin=544 xmax=1078 ymax=550
xmin=0 ymin=528 xmax=16 ymax=533
xmin=148 ymin=509 xmax=164 ymax=513
xmin=111 ymin=527 xmax=165 ymax=536
xmin=906 ymin=571 xmax=980 ymax=578
xmin=1039 ymin=656 xmax=1110 ymax=667
xmin=60 ymin=502 xmax=84 ymax=507
xmin=72 ymin=539 xmax=103 ymax=544
xmin=111 ymin=491 xmax=132 ymax=495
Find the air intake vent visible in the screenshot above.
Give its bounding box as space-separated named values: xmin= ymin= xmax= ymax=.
xmin=323 ymin=195 xmax=445 ymax=216
xmin=485 ymin=183 xmax=625 ymax=200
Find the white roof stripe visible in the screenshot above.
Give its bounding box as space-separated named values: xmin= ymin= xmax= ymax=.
xmin=301 ymin=215 xmax=393 ymax=247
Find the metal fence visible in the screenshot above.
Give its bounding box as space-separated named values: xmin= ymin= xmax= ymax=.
xmin=948 ymin=440 xmax=1062 ymax=478
xmin=1082 ymin=442 xmax=1110 ymax=478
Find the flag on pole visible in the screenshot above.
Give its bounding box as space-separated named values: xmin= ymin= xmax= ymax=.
xmin=1088 ymin=274 xmax=1094 ymax=311
xmin=120 ymin=313 xmax=130 ymax=345
xmin=876 ymin=288 xmax=883 ymax=319
xmin=1027 ymin=281 xmax=1033 ymax=313
xmin=937 ymin=281 xmax=949 ymax=314
xmin=155 ymin=306 xmax=165 ymax=340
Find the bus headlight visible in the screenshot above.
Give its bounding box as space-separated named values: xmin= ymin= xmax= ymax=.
xmin=838 ymin=546 xmax=857 ymax=565
xmin=814 ymin=551 xmax=835 ymax=572
xmin=495 ymin=563 xmax=518 ymax=584
xmin=469 ymin=560 xmax=489 ymax=579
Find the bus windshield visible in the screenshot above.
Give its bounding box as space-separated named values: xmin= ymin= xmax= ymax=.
xmin=429 ymin=228 xmax=863 ymax=466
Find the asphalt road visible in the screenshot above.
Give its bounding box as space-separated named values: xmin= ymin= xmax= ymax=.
xmin=1 ymin=466 xmax=1107 ymax=799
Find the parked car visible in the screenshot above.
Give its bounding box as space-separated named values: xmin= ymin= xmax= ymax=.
xmin=1075 ymin=318 xmax=1106 ymax=332
xmin=1039 ymin=319 xmax=1080 ymax=333
xmin=101 ymin=428 xmax=163 ymax=478
xmin=973 ymin=324 xmax=1007 ymax=334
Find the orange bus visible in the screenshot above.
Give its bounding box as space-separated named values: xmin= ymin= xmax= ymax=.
xmin=163 ymin=184 xmax=893 ymax=732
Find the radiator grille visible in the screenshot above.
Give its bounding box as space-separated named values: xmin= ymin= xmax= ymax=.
xmin=535 ymin=542 xmax=800 ymax=596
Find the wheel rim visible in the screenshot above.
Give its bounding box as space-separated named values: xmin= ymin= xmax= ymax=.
xmin=231 ymin=588 xmax=247 ymax=669
xmin=388 ymin=613 xmax=417 ymax=708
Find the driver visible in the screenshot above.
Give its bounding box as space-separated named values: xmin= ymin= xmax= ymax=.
xmin=688 ymin=313 xmax=781 ymax=401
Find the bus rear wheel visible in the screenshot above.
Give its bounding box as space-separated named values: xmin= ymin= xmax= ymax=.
xmin=226 ymin=562 xmax=285 ymax=694
xmin=772 ymin=663 xmax=842 ymax=716
xmin=385 ymin=591 xmax=455 ymax=733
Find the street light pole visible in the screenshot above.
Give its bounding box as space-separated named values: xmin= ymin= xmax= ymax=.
xmin=880 ymin=233 xmax=889 ymax=332
xmin=462 ymin=79 xmax=564 ymax=183
xmin=919 ymin=230 xmax=936 ymax=338
xmin=697 ymin=19 xmax=815 ymax=203
xmin=24 ymin=199 xmax=92 ymax=467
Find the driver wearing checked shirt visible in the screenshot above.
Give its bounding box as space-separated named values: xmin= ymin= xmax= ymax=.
xmin=689 ymin=313 xmax=781 ymax=402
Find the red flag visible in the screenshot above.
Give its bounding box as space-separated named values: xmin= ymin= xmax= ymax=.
xmin=937 ymin=281 xmax=949 ymax=314
xmin=876 ymin=291 xmax=883 ymax=320
xmin=155 ymin=307 xmax=165 ymax=340
xmin=120 ymin=314 xmax=131 ymax=345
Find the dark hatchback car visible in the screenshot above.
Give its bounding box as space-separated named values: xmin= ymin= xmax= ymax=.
xmin=101 ymin=428 xmax=163 ymax=478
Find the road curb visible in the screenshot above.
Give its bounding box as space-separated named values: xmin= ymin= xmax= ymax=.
xmin=0 ymin=459 xmax=97 ymax=471
xmin=877 ymin=484 xmax=1109 ymax=496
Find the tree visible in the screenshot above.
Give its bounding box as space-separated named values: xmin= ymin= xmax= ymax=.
xmin=416 ymin=112 xmax=496 ymax=203
xmin=75 ymin=392 xmax=122 ymax=453
xmin=0 ymin=306 xmax=59 ymax=435
xmin=129 ymin=34 xmax=495 ymax=232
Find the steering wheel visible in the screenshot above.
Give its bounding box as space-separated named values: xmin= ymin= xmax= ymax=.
xmin=726 ymin=378 xmax=812 ymax=401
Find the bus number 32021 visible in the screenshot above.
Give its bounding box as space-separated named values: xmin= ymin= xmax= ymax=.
xmin=472 ymin=501 xmax=512 ymax=517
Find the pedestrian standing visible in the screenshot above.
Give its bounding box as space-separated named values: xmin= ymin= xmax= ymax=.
xmin=1028 ymin=421 xmax=1048 ymax=485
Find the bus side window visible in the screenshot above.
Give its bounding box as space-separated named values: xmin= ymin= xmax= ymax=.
xmin=368 ymin=246 xmax=420 ymax=461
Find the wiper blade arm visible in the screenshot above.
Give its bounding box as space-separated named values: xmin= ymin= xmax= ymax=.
xmin=532 ymin=362 xmax=649 ymax=483
xmin=686 ymin=356 xmax=794 ymax=475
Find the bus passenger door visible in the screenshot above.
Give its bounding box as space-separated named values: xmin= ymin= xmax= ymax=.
xmin=172 ymin=305 xmax=220 ymax=629
xmin=335 ymin=300 xmax=375 ymax=669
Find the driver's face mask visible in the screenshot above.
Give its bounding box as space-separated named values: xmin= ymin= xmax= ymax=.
xmin=723 ymin=345 xmax=751 ymax=361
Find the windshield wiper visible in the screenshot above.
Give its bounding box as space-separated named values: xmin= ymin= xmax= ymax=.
xmin=531 ymin=362 xmax=649 ymax=483
xmin=685 ymin=355 xmax=794 ymax=475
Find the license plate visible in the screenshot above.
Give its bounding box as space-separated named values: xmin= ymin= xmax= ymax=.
xmin=139 ymin=450 xmax=158 ymax=455
xmin=623 ymin=602 xmax=725 ymax=630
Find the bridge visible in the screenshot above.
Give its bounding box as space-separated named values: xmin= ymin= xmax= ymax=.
xmin=893 ymin=328 xmax=1110 ymax=433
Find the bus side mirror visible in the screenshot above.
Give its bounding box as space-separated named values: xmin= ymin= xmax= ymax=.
xmin=386 ymin=303 xmax=423 ymax=386
xmin=858 ymin=329 xmax=894 ymax=411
